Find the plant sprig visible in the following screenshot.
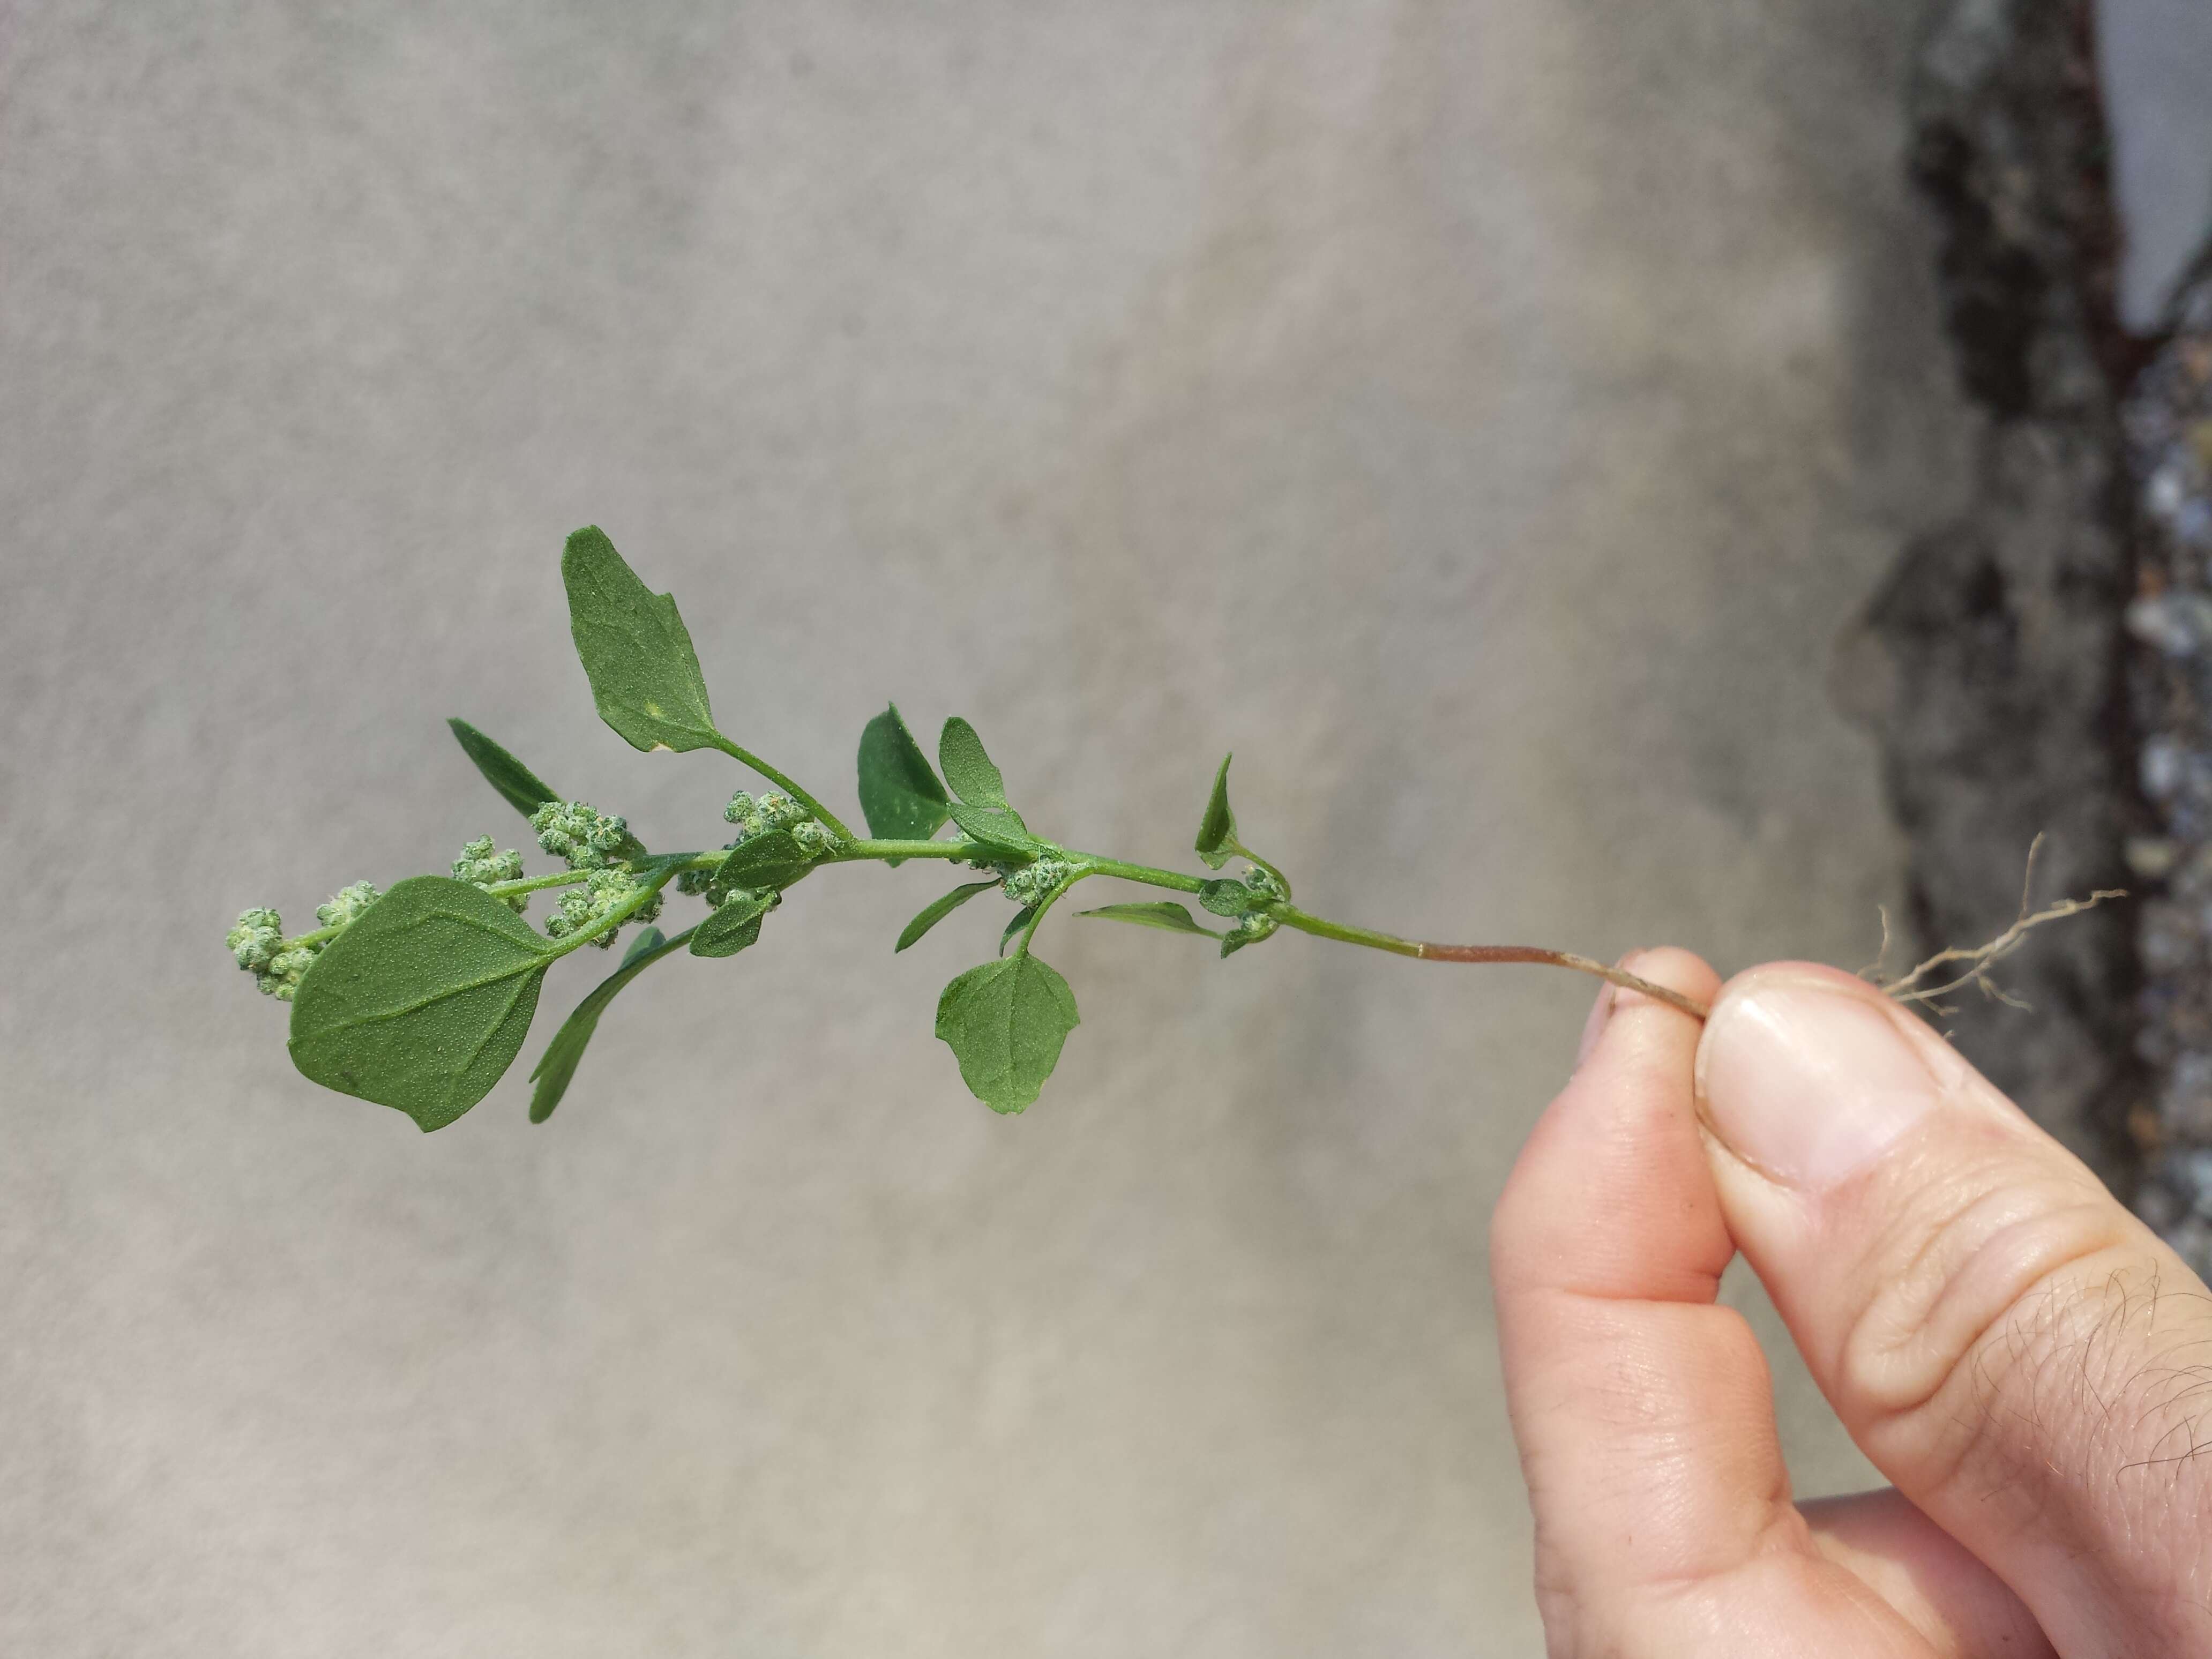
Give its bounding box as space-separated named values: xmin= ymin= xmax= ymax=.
xmin=228 ymin=526 xmax=1710 ymax=1133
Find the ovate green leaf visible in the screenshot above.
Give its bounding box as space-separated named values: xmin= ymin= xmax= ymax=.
xmin=529 ymin=924 xmax=694 ymax=1123
xmin=946 ymin=801 xmax=1037 ymax=857
xmin=562 ymin=526 xmax=720 ymax=752
xmin=690 ymin=891 xmax=773 ymax=958
xmin=1195 ymin=753 xmax=1237 ymax=869
xmin=857 ymin=705 xmax=951 ymax=857
xmin=1198 ymin=878 xmax=1257 ymax=917
xmin=448 ymin=718 xmax=561 ymax=819
xmin=1078 ymin=902 xmax=1221 ymax=938
xmin=895 ymin=880 xmax=999 ymax=952
xmin=938 ymin=717 xmax=1008 ymax=808
xmin=287 ymin=876 xmax=554 ymax=1132
xmin=715 ymin=831 xmax=816 ymax=892
xmin=933 ymin=954 xmax=1080 ymax=1114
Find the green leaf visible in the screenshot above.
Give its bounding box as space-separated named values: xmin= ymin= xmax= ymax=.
xmin=1195 ymin=753 xmax=1237 ymax=869
xmin=945 ymin=801 xmax=1037 ymax=857
xmin=933 ymin=954 xmax=1080 ymax=1114
xmin=562 ymin=525 xmax=720 ymax=753
xmin=1078 ymin=901 xmax=1222 ymax=938
xmin=857 ymin=706 xmax=951 ymax=857
xmin=690 ymin=891 xmax=773 ymax=958
xmin=715 ymin=831 xmax=816 ymax=892
xmin=448 ymin=718 xmax=560 ymax=819
xmin=287 ymin=876 xmax=554 ymax=1132
xmin=895 ymin=880 xmax=1000 ymax=952
xmin=1198 ymin=878 xmax=1257 ymax=917
xmin=939 ymin=716 xmax=1008 ymax=808
xmin=1220 ymin=929 xmax=1262 ymax=959
xmin=528 ymin=924 xmax=693 ymax=1123
xmin=1000 ymin=905 xmax=1036 ymax=955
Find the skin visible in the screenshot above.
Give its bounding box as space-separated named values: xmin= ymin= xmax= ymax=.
xmin=1490 ymin=950 xmax=2212 ymax=1657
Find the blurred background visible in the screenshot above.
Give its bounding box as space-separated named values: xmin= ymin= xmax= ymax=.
xmin=4 ymin=2 xmax=2209 ymax=1653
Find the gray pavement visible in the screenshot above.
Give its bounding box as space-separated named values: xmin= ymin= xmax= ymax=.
xmin=2 ymin=3 xmax=1969 ymax=1652
xmin=2099 ymin=0 xmax=2212 ymax=327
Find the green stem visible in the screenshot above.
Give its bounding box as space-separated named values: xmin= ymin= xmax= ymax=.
xmin=1013 ymin=870 xmax=1083 ymax=955
xmin=826 ymin=838 xmax=977 ymax=865
xmin=709 ymin=735 xmax=856 ymax=843
xmin=1065 ymin=854 xmax=1208 ymax=895
xmin=1271 ymin=903 xmax=1709 ymax=1020
xmin=546 ymin=861 xmax=685 ymax=960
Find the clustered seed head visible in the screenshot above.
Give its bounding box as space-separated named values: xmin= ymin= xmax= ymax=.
xmin=545 ymin=866 xmax=661 ymax=947
xmin=1002 ymin=855 xmax=1072 ymax=908
xmin=530 ymin=799 xmax=631 ymax=870
xmin=228 ymin=907 xmax=282 ymax=973
xmin=1226 ymin=913 xmax=1279 ymax=950
xmin=1242 ymin=865 xmax=1286 ymax=902
xmin=452 ymin=835 xmax=528 ymax=911
xmin=226 ymin=881 xmax=384 ymax=1000
xmin=723 ymin=789 xmax=814 ymax=842
xmin=790 ymin=819 xmax=836 ymax=856
xmin=316 ymin=881 xmax=383 ymax=929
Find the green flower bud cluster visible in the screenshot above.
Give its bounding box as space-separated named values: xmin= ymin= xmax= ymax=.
xmin=452 ymin=835 xmax=528 ymax=912
xmin=317 ymin=881 xmax=383 ymax=927
xmin=1241 ymin=865 xmax=1286 ymax=903
xmin=227 ymin=907 xmax=283 ymax=977
xmin=723 ymin=789 xmax=813 ymax=840
xmin=226 ymin=880 xmax=384 ymax=1000
xmin=545 ymin=867 xmax=662 ymax=947
xmin=1223 ymin=912 xmax=1279 ymax=952
xmin=530 ymin=799 xmax=632 ymax=870
xmin=1002 ymin=855 xmax=1073 ymax=908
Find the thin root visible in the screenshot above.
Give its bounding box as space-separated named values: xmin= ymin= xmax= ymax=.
xmin=1878 ymin=833 xmax=2125 ymax=1014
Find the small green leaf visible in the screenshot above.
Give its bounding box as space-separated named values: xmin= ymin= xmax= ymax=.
xmin=946 ymin=801 xmax=1036 ymax=857
xmin=857 ymin=706 xmax=951 ymax=857
xmin=895 ymin=880 xmax=999 ymax=952
xmin=715 ymin=831 xmax=816 ymax=892
xmin=1219 ymin=929 xmax=1264 ymax=959
xmin=529 ymin=924 xmax=693 ymax=1123
xmin=1195 ymin=753 xmax=1237 ymax=869
xmin=933 ymin=954 xmax=1080 ymax=1114
xmin=939 ymin=717 xmax=1008 ymax=808
xmin=562 ymin=525 xmax=720 ymax=753
xmin=448 ymin=718 xmax=561 ymax=819
xmin=1000 ymin=905 xmax=1036 ymax=955
xmin=1198 ymin=878 xmax=1256 ymax=917
xmin=690 ymin=891 xmax=773 ymax=958
xmin=1078 ymin=902 xmax=1222 ymax=938
xmin=287 ymin=876 xmax=554 ymax=1132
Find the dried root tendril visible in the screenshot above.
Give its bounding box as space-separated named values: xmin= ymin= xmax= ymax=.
xmin=1865 ymin=833 xmax=2125 ymax=1017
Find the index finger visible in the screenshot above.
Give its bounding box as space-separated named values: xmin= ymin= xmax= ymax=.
xmin=1489 ymin=949 xmax=1933 ymax=1651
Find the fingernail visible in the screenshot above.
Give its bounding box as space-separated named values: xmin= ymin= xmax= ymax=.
xmin=1574 ymin=981 xmax=1616 ymax=1070
xmin=1694 ymin=977 xmax=1940 ymax=1190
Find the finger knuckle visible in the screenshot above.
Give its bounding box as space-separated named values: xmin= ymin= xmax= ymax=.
xmin=1835 ymin=1134 xmax=2131 ymax=1484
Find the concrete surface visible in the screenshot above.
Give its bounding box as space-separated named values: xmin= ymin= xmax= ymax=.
xmin=1 ymin=3 xmax=1969 ymax=1653
xmin=2098 ymin=0 xmax=2212 ymax=329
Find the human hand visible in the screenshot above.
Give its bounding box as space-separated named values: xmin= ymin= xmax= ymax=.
xmin=1490 ymin=952 xmax=2212 ymax=1656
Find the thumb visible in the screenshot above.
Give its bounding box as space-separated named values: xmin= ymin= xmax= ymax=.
xmin=1695 ymin=963 xmax=2212 ymax=1659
